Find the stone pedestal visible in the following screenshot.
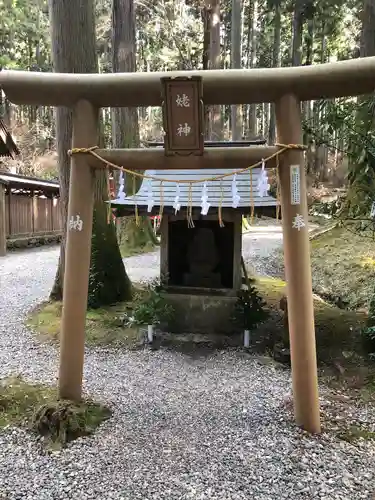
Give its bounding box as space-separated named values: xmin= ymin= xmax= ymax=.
xmin=163 ymin=292 xmax=239 ymax=335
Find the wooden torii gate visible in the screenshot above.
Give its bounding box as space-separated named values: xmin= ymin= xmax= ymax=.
xmin=1 ymin=57 xmax=375 ymax=435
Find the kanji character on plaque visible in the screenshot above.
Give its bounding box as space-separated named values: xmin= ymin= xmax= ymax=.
xmin=177 ymin=123 xmax=191 ymax=136
xmin=176 ymin=94 xmax=190 ymax=107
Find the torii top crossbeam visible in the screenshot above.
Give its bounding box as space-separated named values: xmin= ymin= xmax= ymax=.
xmin=1 ymin=57 xmax=375 ymax=107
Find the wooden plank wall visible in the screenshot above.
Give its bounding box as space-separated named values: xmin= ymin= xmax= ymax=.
xmin=4 ymin=194 xmax=62 ymax=238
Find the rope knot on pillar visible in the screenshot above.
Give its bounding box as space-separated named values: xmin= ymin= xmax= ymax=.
xmin=68 ymin=146 xmax=99 ymax=156
xmin=275 ymin=143 xmax=307 ymax=151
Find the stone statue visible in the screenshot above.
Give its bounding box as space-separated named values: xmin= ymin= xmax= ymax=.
xmin=184 ymin=227 xmax=221 ymax=288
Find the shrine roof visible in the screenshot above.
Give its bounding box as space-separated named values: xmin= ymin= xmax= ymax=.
xmin=0 ymin=172 xmax=59 ymax=195
xmin=111 ymin=168 xmax=278 ymax=210
xmin=0 ymin=119 xmax=20 ymax=159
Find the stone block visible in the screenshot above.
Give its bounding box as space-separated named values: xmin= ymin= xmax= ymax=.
xmin=163 ymin=292 xmax=240 ymax=335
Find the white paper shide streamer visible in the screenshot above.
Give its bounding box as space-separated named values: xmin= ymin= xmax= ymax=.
xmin=231 ymin=174 xmax=241 ymax=208
xmin=118 ymin=170 xmax=126 ymax=201
xmin=173 ymin=183 xmax=181 ymax=214
xmin=257 ymin=159 xmax=270 ymax=198
xmin=146 ymin=178 xmax=154 ymax=212
xmin=371 ymin=201 xmax=375 ymax=218
xmin=201 ymin=182 xmax=210 ymax=215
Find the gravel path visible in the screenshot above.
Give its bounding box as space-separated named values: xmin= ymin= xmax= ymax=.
xmin=0 ymin=228 xmax=375 ymax=499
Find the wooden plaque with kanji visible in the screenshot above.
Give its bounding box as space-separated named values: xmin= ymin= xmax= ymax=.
xmin=161 ymin=76 xmax=204 ymax=156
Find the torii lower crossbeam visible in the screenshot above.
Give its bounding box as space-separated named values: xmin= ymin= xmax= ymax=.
xmin=86 ymin=146 xmax=280 ymax=171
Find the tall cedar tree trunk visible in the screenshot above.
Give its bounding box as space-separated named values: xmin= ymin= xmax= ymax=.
xmin=361 ymin=0 xmax=375 ymax=57
xmin=315 ymin=20 xmax=329 ymax=180
xmin=359 ymin=0 xmax=375 ymax=130
xmin=231 ymin=0 xmax=242 ymax=140
xmin=247 ymin=0 xmax=257 ymax=137
xmin=209 ymin=0 xmax=223 ymax=140
xmin=268 ymin=0 xmax=281 ymax=144
xmin=112 ymin=0 xmax=139 ymax=150
xmin=202 ymin=3 xmax=211 ymax=137
xmin=304 ymin=4 xmax=315 ymax=175
xmin=292 ymin=0 xmax=304 ymax=67
xmin=111 ymin=0 xmax=157 ymax=252
xmin=49 ymin=0 xmax=131 ymax=307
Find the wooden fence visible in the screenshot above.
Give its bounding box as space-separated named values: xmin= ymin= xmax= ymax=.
xmin=5 ymin=193 xmax=62 ymax=239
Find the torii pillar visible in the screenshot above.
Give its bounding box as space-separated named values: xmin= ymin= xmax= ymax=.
xmin=58 ymin=100 xmax=97 ymax=401
xmin=275 ymin=94 xmax=321 ymax=434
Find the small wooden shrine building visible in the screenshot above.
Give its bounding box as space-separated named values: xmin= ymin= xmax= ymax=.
xmin=0 ymin=172 xmax=61 ymax=254
xmin=112 ymin=144 xmax=278 ymax=333
xmin=113 ymin=164 xmax=277 ymax=292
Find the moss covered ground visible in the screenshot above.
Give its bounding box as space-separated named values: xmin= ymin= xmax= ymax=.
xmin=28 ymin=275 xmax=367 ymax=365
xmin=0 ymin=376 xmax=111 ymax=448
xmin=27 ymin=300 xmax=142 ymax=348
xmin=309 ymin=226 xmax=375 ymax=310
xmin=256 ymin=276 xmax=367 ymax=363
xmin=120 ymin=240 xmax=155 ymax=258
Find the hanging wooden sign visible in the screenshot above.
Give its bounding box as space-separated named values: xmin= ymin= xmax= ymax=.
xmin=161 ymin=76 xmax=204 ymax=156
